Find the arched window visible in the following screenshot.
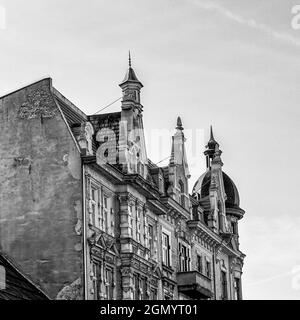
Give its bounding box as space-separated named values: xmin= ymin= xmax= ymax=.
xmin=179 ymin=180 xmax=185 ymax=207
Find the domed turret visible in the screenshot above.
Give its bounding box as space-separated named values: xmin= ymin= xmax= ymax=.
xmin=193 ymin=171 xmax=244 ymax=219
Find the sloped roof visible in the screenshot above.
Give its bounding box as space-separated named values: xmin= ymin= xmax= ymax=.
xmin=0 ymin=253 xmax=49 ymax=300
xmin=52 ymin=87 xmax=87 ymax=127
xmin=119 ymin=67 xmax=143 ymax=87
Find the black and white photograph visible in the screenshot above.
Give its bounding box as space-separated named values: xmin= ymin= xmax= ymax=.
xmin=0 ymin=0 xmax=299 ymax=311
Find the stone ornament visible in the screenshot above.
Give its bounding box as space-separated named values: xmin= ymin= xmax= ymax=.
xmin=18 ymin=87 xmax=56 ymax=119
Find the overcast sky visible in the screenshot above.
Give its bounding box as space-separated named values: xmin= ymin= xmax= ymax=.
xmin=0 ymin=0 xmax=299 ymax=299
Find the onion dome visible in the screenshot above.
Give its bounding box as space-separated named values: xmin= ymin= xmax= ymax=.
xmin=192 ymin=170 xmax=245 ymax=219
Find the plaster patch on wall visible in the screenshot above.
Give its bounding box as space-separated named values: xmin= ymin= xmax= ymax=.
xmin=37 ymin=259 xmax=50 ymax=264
xmin=56 ymin=278 xmax=82 ymax=300
xmin=75 ymin=220 xmax=82 ymax=236
xmin=13 ymin=157 xmax=31 ymax=167
xmin=74 ymin=243 xmax=82 ymax=252
xmin=15 ymin=215 xmax=25 ymax=220
xmin=63 ymin=154 xmax=69 ymax=166
xmin=66 ymin=149 xmax=81 ymax=180
xmin=26 ymin=211 xmax=40 ymax=216
xmin=74 ymin=200 xmax=82 ymax=236
xmin=18 ymin=88 xmax=56 ymax=119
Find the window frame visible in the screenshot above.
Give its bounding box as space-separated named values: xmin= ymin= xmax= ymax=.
xmin=90 ymin=182 xmax=113 ymax=234
xmin=162 ymin=231 xmax=171 ymax=267
xmin=179 ymin=180 xmax=185 ymax=207
xmin=197 ymin=254 xmax=203 ymax=274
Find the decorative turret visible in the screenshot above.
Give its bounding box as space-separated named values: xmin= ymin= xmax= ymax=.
xmin=204 ymin=126 xmax=221 ymax=169
xmin=167 ymin=116 xmax=190 ymax=210
xmin=118 ymin=53 xmax=148 ymax=178
xmin=119 ymin=51 xmax=143 ymax=112
xmin=169 ymin=117 xmax=189 ymax=177
xmin=176 ymin=116 xmax=183 ymax=131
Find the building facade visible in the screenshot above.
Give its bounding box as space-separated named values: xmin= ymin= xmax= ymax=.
xmin=0 ymin=60 xmax=245 ymax=300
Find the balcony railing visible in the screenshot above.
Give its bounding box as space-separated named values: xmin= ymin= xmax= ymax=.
xmin=177 ymin=270 xmax=213 ymax=299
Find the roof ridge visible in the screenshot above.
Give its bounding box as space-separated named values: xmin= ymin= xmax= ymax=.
xmin=0 ymin=77 xmax=52 ymax=100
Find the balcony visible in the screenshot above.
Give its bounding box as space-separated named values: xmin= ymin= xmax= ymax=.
xmin=177 ymin=271 xmax=213 ymax=299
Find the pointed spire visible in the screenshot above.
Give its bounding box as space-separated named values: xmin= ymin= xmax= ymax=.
xmin=128 ymin=50 xmax=131 ymax=67
xmin=169 ymin=116 xmax=190 ymax=178
xmin=119 ymin=51 xmax=143 ymax=87
xmin=209 ymin=125 xmax=214 ymax=141
xmin=206 ymin=125 xmax=218 ymax=149
xmin=176 ymin=116 xmax=183 ymax=130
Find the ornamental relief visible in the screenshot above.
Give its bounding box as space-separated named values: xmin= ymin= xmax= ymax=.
xmin=120 ymin=267 xmax=132 ymax=276
xmin=118 ymin=192 xmax=136 ymax=206
xmin=124 ymin=89 xmax=137 ymax=101
xmin=18 ymin=87 xmax=57 ymax=119
xmin=90 ymin=247 xmax=104 ymax=258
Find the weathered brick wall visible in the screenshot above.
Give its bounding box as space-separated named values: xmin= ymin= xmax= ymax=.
xmin=0 ymin=78 xmax=83 ymax=299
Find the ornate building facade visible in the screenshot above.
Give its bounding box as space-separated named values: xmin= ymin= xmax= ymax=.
xmin=0 ymin=60 xmax=245 ymax=300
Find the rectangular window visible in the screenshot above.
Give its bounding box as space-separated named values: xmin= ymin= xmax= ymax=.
xmin=221 ymin=271 xmax=228 ymax=300
xmin=150 ymin=288 xmax=157 ymax=300
xmin=136 ymin=208 xmax=141 ymax=243
xmin=110 ymin=208 xmax=115 ymax=236
xmin=148 ymin=225 xmax=154 ymax=255
xmin=90 ymin=185 xmax=111 ymax=233
xmin=142 ymin=277 xmax=148 ymax=300
xmin=105 ymin=267 xmax=113 ymax=300
xmin=197 ymin=255 xmax=203 ymax=274
xmin=204 ymin=212 xmax=209 ymax=226
xmin=186 ymin=247 xmax=190 ymax=271
xmin=234 ymin=278 xmax=240 ymax=300
xmin=133 ymin=274 xmax=139 ymax=300
xmin=206 ymin=260 xmax=211 ymax=278
xmin=232 ymin=222 xmax=238 ymax=235
xmin=179 ymin=243 xmax=190 ymax=271
xmin=162 ymin=233 xmax=171 ymax=266
xmin=138 ymin=277 xmax=143 ymax=300
xmin=159 ymin=176 xmax=163 ymax=193
xmin=90 ymin=185 xmax=113 ymax=233
xmin=103 ymin=195 xmax=109 ymax=232
xmin=128 ymin=205 xmax=133 ymax=238
xmin=93 ymin=263 xmax=101 ymax=300
xmin=91 ymin=187 xmax=98 ymax=227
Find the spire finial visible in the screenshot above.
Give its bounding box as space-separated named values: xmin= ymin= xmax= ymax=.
xmin=205 ymin=125 xmax=218 ymax=151
xmin=128 ymin=50 xmax=131 ymax=67
xmin=210 ymin=125 xmax=214 ymax=141
xmin=176 ymin=116 xmax=183 ymax=130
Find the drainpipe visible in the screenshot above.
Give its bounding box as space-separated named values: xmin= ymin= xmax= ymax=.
xmin=82 ymin=164 xmax=88 ymax=300
xmin=229 ymin=257 xmax=233 ymax=300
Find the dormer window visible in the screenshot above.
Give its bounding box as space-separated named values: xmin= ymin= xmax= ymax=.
xmin=158 ymin=175 xmax=164 ymax=193
xmin=179 ymin=180 xmax=185 ymax=207
xmin=232 ymin=222 xmax=238 ymax=235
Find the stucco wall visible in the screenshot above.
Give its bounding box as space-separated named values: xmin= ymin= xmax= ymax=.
xmin=0 ymin=78 xmax=83 ymax=299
